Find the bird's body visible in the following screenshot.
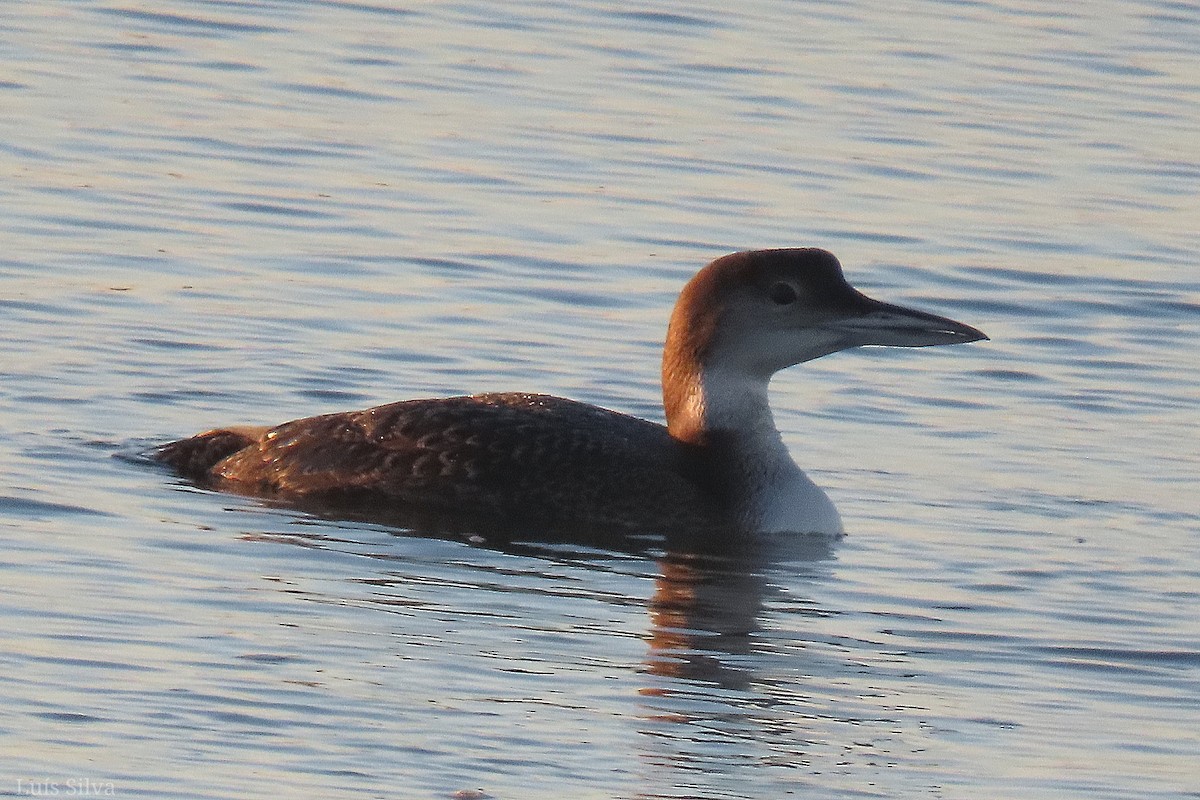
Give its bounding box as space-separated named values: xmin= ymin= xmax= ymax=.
xmin=154 ymin=249 xmax=986 ymax=537
xmin=161 ymin=392 xmax=719 ymax=531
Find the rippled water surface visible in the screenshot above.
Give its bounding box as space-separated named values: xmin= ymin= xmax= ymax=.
xmin=3 ymin=2 xmax=1198 ymax=798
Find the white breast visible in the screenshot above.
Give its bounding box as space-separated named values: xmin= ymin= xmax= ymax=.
xmin=752 ymin=455 xmax=844 ymax=535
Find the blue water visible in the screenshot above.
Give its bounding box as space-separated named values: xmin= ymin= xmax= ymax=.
xmin=2 ymin=2 xmax=1198 ymax=798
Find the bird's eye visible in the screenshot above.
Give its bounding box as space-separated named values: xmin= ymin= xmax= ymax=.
xmin=769 ymin=282 xmax=798 ymax=305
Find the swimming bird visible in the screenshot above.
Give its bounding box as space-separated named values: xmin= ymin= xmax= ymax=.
xmin=154 ymin=249 xmax=986 ymax=537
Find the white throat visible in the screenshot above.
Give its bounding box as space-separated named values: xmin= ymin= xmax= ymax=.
xmin=683 ymin=366 xmax=843 ymax=536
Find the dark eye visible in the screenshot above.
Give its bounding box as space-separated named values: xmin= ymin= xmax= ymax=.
xmin=769 ymin=282 xmax=798 ymax=305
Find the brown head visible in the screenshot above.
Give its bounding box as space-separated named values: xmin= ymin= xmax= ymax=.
xmin=661 ymin=249 xmax=987 ymax=439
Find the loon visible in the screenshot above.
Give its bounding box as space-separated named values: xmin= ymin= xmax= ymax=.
xmin=154 ymin=249 xmax=986 ymax=537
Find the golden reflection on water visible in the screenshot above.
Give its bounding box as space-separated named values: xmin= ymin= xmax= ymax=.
xmin=643 ymin=552 xmax=764 ymax=687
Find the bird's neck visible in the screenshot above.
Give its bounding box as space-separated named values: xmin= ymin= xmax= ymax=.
xmin=662 ymin=351 xmax=842 ymax=535
xmin=663 ymin=358 xmax=777 ymax=449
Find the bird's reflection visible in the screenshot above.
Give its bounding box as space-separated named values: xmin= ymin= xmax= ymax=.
xmin=644 ymin=534 xmax=834 ymax=684
xmin=225 ymin=501 xmax=840 ymax=797
xmin=237 ymin=501 xmax=835 ymax=692
xmin=644 ymin=550 xmax=766 ymax=688
xmin=633 ymin=536 xmax=836 ymax=799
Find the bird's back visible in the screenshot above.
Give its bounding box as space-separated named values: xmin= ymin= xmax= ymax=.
xmin=155 ymin=393 xmax=718 ymax=532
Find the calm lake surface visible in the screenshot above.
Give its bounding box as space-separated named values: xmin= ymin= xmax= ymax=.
xmin=2 ymin=1 xmax=1198 ymax=798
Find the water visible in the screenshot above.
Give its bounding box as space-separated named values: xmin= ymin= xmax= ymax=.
xmin=2 ymin=1 xmax=1197 ymax=798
